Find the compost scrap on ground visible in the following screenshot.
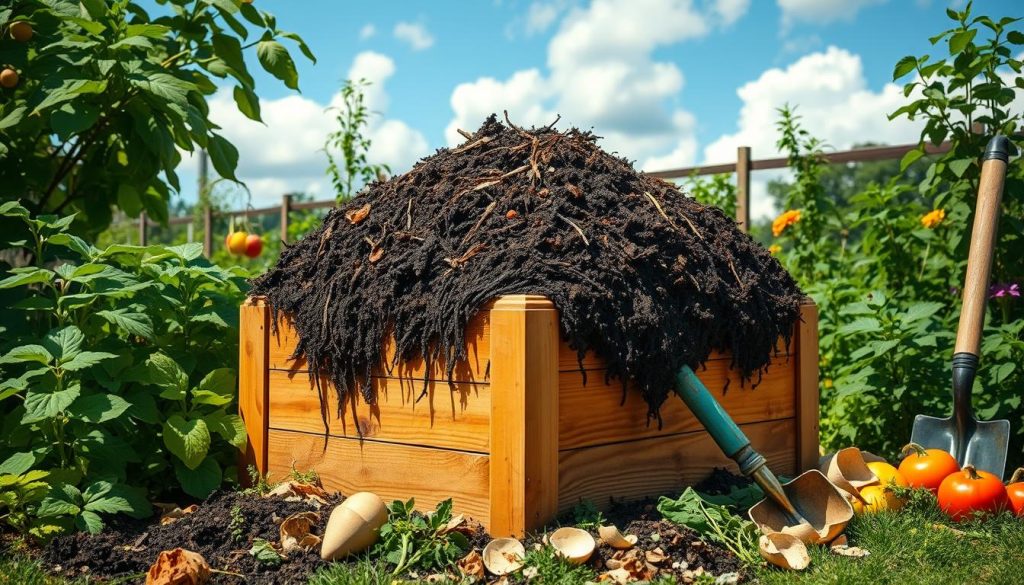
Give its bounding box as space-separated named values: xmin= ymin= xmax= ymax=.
xmin=250 ymin=114 xmax=803 ymax=420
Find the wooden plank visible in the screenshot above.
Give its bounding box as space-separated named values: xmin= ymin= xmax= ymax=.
xmin=267 ymin=370 xmax=491 ymax=453
xmin=558 ymin=340 xmax=792 ymax=372
xmin=239 ymin=297 xmax=270 ymax=479
xmin=267 ymin=429 xmax=491 ymax=526
xmin=489 ymin=295 xmax=560 ymax=537
xmin=557 ymin=419 xmax=796 ymax=511
xmin=795 ymin=300 xmax=820 ymax=472
xmin=558 ymin=354 xmax=796 ymax=450
xmin=268 ymin=311 xmax=491 ymax=384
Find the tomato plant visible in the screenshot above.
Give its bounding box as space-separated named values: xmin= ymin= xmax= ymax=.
xmin=937 ymin=465 xmax=1009 ymax=521
xmin=0 ymin=0 xmax=314 ymax=238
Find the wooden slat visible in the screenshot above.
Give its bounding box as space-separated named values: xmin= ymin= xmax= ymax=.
xmin=557 ymin=419 xmax=797 ymax=511
xmin=558 ymin=340 xmax=792 ymax=372
xmin=268 ymin=311 xmax=491 ymax=384
xmin=558 ymin=353 xmax=796 ymax=450
xmin=239 ymin=298 xmax=270 ymax=478
xmin=267 ymin=429 xmax=491 ymax=525
xmin=267 ymin=370 xmax=490 ymax=453
xmin=489 ymin=296 xmax=560 ymax=537
xmin=795 ymin=300 xmax=820 ymax=471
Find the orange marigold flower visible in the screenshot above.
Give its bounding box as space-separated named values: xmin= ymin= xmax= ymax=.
xmin=772 ymin=209 xmax=802 ymax=237
xmin=921 ymin=209 xmax=945 ymax=229
xmin=768 ymin=244 xmax=782 ymax=255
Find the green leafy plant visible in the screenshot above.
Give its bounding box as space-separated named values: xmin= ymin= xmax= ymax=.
xmin=229 ymin=503 xmax=245 ymax=544
xmin=373 ymin=499 xmax=469 ymax=576
xmin=0 ymin=0 xmax=313 ymax=237
xmin=685 ymin=172 xmax=737 ymax=218
xmin=249 ymin=538 xmax=283 ymax=567
xmin=0 ymin=201 xmax=247 ymax=538
xmin=520 ymin=545 xmax=596 ymax=584
xmin=657 ymin=488 xmax=760 ymax=566
xmin=36 ymin=480 xmax=150 ymax=534
xmin=0 ymin=470 xmax=53 ymax=540
xmin=569 ymin=498 xmax=606 ymax=530
xmin=325 ymin=79 xmax=390 ymax=203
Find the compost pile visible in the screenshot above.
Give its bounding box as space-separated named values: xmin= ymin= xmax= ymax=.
xmin=251 ymin=114 xmax=803 ymax=419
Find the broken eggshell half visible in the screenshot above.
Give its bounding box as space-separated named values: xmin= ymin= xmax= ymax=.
xmin=320 ymin=492 xmax=388 ymax=561
xmin=758 ymin=532 xmax=810 ymax=570
xmin=598 ymin=525 xmax=638 ymax=549
xmin=749 ymin=469 xmax=853 ymax=545
xmin=482 ymin=537 xmax=526 ymax=575
xmin=549 ymin=527 xmax=596 ymax=565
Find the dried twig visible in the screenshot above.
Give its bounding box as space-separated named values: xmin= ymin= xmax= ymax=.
xmin=457 ymin=128 xmax=474 ymax=140
xmin=460 ymin=201 xmax=497 ymax=245
xmin=558 ymin=213 xmax=590 ymax=246
xmin=406 ymin=198 xmax=413 ymax=230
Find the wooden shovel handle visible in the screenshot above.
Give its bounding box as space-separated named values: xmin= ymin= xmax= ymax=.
xmin=954 ymin=139 xmax=1010 ymax=356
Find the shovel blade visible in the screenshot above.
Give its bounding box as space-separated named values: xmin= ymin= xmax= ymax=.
xmin=911 ymin=414 xmax=1010 ymax=478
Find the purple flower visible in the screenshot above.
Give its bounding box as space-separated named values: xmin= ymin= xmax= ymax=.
xmin=990 ymin=282 xmax=1020 ymax=299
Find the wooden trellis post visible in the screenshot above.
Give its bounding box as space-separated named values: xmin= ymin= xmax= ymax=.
xmin=736 ymin=146 xmax=751 ymax=233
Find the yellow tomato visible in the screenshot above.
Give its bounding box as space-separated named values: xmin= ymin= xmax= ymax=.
xmin=227 ymin=231 xmax=248 ymax=255
xmin=866 ymin=461 xmax=908 ymax=488
xmin=852 ymin=485 xmax=904 ymax=515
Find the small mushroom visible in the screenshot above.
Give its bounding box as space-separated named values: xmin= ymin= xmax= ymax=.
xmin=758 ymin=532 xmax=810 ymax=571
xmin=549 ymin=527 xmax=595 ymax=565
xmin=482 ymin=537 xmax=526 ymax=575
xmin=598 ymin=525 xmax=638 ymax=549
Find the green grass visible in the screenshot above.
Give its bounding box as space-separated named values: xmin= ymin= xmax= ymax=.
xmin=5 ymin=499 xmax=1023 ymax=585
xmin=755 ymin=502 xmax=1024 ymax=585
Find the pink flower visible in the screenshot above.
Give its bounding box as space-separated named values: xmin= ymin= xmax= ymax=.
xmin=990 ymin=283 xmax=1020 ymax=299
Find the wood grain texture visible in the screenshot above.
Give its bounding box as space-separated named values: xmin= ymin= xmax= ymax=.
xmin=489 ymin=295 xmax=560 ymax=537
xmin=267 ymin=370 xmax=491 ymax=453
xmin=558 ymin=355 xmax=796 ymax=450
xmin=558 ymin=339 xmax=793 ymax=372
xmin=955 ymin=157 xmax=1007 ymax=355
xmin=239 ymin=297 xmax=270 ymax=478
xmin=557 ymin=418 xmax=797 ymax=512
xmin=268 ymin=311 xmax=491 ymax=383
xmin=267 ymin=429 xmax=491 ymax=525
xmin=796 ymin=300 xmax=820 ymax=471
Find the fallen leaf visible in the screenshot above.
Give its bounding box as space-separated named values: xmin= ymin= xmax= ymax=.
xmin=146 ymin=548 xmax=210 ymax=585
xmin=644 ymin=547 xmax=667 ymax=564
xmin=346 ymin=204 xmax=371 ymax=225
xmin=457 ymin=549 xmax=485 ymax=580
xmin=267 ymin=481 xmax=329 ymax=506
xmin=369 ymin=246 xmax=384 ymax=263
xmin=280 ymin=511 xmax=321 ymax=554
xmin=160 ymin=504 xmax=198 ymax=525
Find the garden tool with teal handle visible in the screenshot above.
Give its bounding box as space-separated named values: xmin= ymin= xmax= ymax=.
xmin=674 ymin=365 xmax=810 ymax=524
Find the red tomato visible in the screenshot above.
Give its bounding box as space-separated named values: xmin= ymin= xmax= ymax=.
xmin=898 ymin=443 xmax=960 ymax=493
xmin=244 ymin=234 xmax=263 ymax=258
xmin=937 ymin=465 xmax=1009 ymax=521
xmin=1007 ymin=468 xmax=1024 ymax=517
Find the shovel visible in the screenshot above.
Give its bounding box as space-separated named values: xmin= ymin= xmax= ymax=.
xmin=910 ymin=135 xmax=1013 ymax=478
xmin=674 ymin=365 xmax=852 ymax=538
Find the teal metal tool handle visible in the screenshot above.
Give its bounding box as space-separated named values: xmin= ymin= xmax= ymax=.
xmin=674 ymin=365 xmax=766 ymax=476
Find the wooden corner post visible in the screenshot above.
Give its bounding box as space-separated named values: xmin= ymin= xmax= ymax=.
xmin=239 ymin=297 xmax=271 ymax=482
xmin=489 ymin=295 xmax=559 ymax=537
xmin=795 ymin=299 xmax=820 ymax=471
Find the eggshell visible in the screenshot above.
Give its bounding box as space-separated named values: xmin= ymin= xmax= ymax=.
xmin=549 ymin=527 xmax=595 ymax=565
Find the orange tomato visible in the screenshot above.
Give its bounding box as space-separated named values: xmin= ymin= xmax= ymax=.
xmin=1 ymin=68 xmax=18 ymax=89
xmin=1007 ymin=468 xmax=1024 ymax=517
xmin=898 ymin=443 xmax=959 ymax=493
xmin=10 ymin=21 xmax=33 ymax=42
xmin=866 ymin=461 xmax=908 ymax=488
xmin=937 ymin=465 xmax=1008 ymax=521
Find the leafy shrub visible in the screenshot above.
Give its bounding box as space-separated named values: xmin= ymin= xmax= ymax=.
xmin=770 ymin=4 xmax=1024 ymax=464
xmin=0 ymin=201 xmax=248 ymax=538
xmin=374 ymin=499 xmax=469 ymax=576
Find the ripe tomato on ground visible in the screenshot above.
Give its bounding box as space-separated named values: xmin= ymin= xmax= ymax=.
xmin=852 ymin=485 xmax=904 ymax=515
xmin=866 ymin=461 xmax=908 ymax=488
xmin=898 ymin=443 xmax=959 ymax=493
xmin=1007 ymin=468 xmax=1024 ymax=517
xmin=937 ymin=465 xmax=1008 ymax=521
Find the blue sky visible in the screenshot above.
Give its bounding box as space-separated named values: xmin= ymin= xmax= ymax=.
xmin=185 ymin=0 xmax=1020 ymax=217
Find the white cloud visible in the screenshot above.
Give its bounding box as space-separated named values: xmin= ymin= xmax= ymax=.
xmin=777 ymin=0 xmax=886 ymax=30
xmin=393 ymin=22 xmax=434 ymax=51
xmin=192 ymin=51 xmax=428 ymax=206
xmin=359 ymin=24 xmax=376 ymax=40
xmin=713 ymin=0 xmax=750 ymax=26
xmin=449 ymin=0 xmax=727 ymax=169
xmin=525 ymin=1 xmax=563 ymax=34
xmin=703 ymin=46 xmax=926 ymax=219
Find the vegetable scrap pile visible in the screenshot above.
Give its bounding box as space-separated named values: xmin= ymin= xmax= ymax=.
xmin=251 ymin=114 xmax=803 ymax=418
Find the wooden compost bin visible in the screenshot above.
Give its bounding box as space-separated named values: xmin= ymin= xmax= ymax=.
xmin=239 ymin=295 xmax=819 ymax=537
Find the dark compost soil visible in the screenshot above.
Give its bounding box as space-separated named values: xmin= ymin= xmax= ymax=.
xmin=250 ymin=114 xmax=803 ymax=422
xmin=43 ymin=490 xmax=340 ymax=584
